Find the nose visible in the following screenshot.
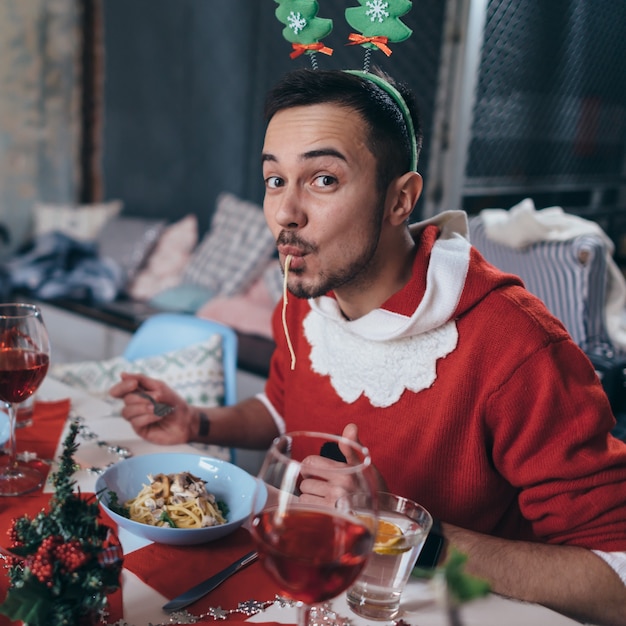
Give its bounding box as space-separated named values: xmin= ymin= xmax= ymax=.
xmin=267 ymin=187 xmax=307 ymax=230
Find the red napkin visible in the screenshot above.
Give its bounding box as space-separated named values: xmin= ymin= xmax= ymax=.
xmin=17 ymin=399 xmax=71 ymax=464
xmin=123 ymin=527 xmax=286 ymax=620
xmin=0 ymin=400 xmax=123 ymax=624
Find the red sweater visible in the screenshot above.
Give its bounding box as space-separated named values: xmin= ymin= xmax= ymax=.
xmin=264 ymin=221 xmax=626 ymax=551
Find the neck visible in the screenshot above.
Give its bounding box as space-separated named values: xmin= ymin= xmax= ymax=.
xmin=334 ymin=228 xmax=416 ymax=321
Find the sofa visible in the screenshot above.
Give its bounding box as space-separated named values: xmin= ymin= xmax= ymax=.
xmin=1 ymin=192 xmax=279 ymax=377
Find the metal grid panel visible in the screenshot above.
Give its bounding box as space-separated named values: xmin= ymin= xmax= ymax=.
xmin=466 ymin=0 xmax=626 ymax=184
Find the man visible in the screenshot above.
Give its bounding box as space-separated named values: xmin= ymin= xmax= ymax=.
xmin=111 ymin=69 xmax=626 ymax=625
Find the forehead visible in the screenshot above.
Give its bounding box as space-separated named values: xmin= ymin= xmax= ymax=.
xmin=263 ymin=103 xmax=371 ymax=164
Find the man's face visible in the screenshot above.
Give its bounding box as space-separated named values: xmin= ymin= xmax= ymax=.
xmin=262 ymin=103 xmax=386 ymax=299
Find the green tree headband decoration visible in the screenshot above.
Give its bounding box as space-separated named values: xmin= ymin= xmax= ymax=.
xmin=273 ymin=0 xmax=418 ymax=171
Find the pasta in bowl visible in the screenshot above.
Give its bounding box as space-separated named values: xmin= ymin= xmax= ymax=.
xmin=95 ymin=453 xmax=267 ymax=546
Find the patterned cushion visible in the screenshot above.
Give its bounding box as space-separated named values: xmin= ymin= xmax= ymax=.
xmin=49 ymin=335 xmax=230 ymax=460
xmin=50 ymin=335 xmax=225 ymax=406
xmin=181 ymin=192 xmax=276 ymax=297
xmin=33 ymin=201 xmax=123 ymax=241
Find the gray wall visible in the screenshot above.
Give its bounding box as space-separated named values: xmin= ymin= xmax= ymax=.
xmin=101 ymin=0 xmax=446 ymax=233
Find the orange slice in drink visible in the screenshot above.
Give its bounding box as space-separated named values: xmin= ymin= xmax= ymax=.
xmin=373 ymin=519 xmax=410 ymax=555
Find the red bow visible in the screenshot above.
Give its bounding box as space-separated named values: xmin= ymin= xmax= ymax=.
xmin=347 ymin=33 xmax=392 ymax=56
xmin=290 ymin=42 xmax=334 ymax=59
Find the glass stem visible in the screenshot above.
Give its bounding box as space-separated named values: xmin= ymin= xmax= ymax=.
xmin=297 ymin=602 xmax=312 ymax=626
xmin=5 ymin=402 xmax=18 ymax=472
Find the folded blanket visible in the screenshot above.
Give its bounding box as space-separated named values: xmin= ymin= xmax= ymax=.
xmin=480 ymin=199 xmax=626 ymax=351
xmin=4 ymin=231 xmax=125 ymax=303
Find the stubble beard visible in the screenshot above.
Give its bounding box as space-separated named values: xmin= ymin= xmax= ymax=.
xmin=286 ymin=203 xmax=385 ymax=300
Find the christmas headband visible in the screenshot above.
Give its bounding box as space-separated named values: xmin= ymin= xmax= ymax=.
xmin=274 ymin=0 xmax=417 ymax=171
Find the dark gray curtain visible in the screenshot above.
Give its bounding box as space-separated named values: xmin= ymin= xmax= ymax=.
xmin=100 ymin=0 xmax=446 ymax=232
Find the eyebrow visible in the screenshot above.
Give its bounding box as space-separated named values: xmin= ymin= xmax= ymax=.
xmin=262 ymin=148 xmax=348 ymax=165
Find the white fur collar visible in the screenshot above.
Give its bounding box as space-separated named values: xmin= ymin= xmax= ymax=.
xmin=303 ymin=311 xmax=457 ymax=407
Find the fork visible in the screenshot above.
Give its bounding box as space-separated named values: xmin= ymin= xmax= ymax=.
xmin=135 ymin=390 xmax=174 ymax=417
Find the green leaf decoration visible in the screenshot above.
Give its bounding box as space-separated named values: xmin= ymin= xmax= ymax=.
xmin=274 ymin=0 xmax=333 ymax=45
xmin=0 ymin=422 xmax=123 ymax=626
xmin=412 ymin=548 xmax=491 ymax=605
xmin=0 ymin=585 xmax=51 ymax=624
xmin=444 ymin=550 xmax=491 ymax=604
xmin=346 ymin=0 xmax=413 ymax=49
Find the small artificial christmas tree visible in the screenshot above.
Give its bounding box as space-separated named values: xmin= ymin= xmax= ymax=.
xmin=346 ymin=0 xmax=413 ymax=67
xmin=0 ymin=422 xmax=123 ymax=625
xmin=274 ymin=0 xmax=334 ymax=65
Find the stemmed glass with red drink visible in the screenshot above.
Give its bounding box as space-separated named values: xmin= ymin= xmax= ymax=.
xmin=0 ymin=303 xmax=50 ymax=496
xmin=250 ymin=431 xmax=378 ymax=626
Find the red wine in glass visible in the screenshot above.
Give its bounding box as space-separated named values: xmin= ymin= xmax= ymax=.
xmin=0 ymin=304 xmax=51 ymax=496
xmin=251 ymin=506 xmax=372 ymax=605
xmin=0 ymin=349 xmax=49 ymax=403
xmin=251 ymin=431 xmax=378 ymax=626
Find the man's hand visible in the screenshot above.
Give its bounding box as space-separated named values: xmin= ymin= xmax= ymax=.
xmin=109 ymin=373 xmax=196 ymax=445
xmin=298 ymin=423 xmax=388 ymax=506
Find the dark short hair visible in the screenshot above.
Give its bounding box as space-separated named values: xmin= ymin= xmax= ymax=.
xmin=264 ymin=68 xmax=423 ymax=193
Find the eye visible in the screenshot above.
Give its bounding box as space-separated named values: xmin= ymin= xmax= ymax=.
xmin=265 ymin=176 xmax=284 ymax=189
xmin=312 ymin=174 xmax=337 ymax=188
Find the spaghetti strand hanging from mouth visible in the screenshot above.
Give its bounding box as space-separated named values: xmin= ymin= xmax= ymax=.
xmin=282 ymin=254 xmax=297 ymax=370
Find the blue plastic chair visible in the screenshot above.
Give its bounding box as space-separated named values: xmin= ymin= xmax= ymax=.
xmin=123 ymin=313 xmax=238 ymax=407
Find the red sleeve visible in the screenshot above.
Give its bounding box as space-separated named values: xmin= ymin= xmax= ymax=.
xmin=488 ymin=337 xmax=626 ymax=550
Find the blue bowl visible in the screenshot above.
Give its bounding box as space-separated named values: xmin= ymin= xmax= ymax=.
xmin=95 ymin=452 xmax=266 ymax=546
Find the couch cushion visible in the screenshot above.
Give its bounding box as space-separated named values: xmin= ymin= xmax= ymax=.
xmin=127 ymin=214 xmax=199 ymax=301
xmin=50 ymin=335 xmax=225 ymax=407
xmin=34 ymin=200 xmax=123 ymax=241
xmin=97 ymin=216 xmax=166 ymax=287
xmin=181 ymin=192 xmax=275 ymax=297
xmin=149 ymin=283 xmax=215 ymax=313
xmin=49 ymin=334 xmax=230 ymax=460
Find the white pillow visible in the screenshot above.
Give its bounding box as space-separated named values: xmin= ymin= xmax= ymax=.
xmin=34 ymin=200 xmax=123 ymax=241
xmin=49 ymin=335 xmax=230 ymax=460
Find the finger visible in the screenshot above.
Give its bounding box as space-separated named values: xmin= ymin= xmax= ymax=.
xmin=300 ymin=456 xmax=356 ymax=492
xmin=339 ymin=423 xmax=366 ymax=465
xmin=301 ymin=454 xmax=346 ymax=475
xmin=109 ymin=374 xmax=142 ymax=397
xmin=299 ymin=478 xmax=348 ymax=505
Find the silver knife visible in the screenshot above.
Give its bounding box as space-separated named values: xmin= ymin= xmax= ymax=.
xmin=162 ymin=550 xmax=259 ymax=613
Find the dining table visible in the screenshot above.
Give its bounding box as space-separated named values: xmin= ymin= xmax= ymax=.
xmin=0 ymin=376 xmax=588 ymax=626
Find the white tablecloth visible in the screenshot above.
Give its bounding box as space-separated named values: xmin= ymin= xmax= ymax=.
xmin=40 ymin=377 xmax=584 ymax=626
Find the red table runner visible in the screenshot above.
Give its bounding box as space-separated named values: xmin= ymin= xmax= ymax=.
xmin=0 ymin=400 xmax=123 ymax=625
xmin=122 ymin=526 xmax=284 ymax=621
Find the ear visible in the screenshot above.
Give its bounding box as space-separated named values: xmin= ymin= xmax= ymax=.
xmin=385 ymin=172 xmax=423 ymax=225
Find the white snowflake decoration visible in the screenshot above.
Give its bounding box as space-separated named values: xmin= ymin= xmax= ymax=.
xmin=287 ymin=11 xmax=307 ymax=34
xmin=366 ymin=0 xmax=390 ymax=22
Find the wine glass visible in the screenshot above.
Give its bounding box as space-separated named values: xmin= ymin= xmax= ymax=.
xmin=249 ymin=430 xmax=379 ymax=626
xmin=0 ymin=303 xmax=50 ymax=496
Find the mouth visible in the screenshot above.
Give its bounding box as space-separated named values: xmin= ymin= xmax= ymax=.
xmin=278 ymin=245 xmax=306 ymax=271
xmin=283 ymin=253 xmax=305 ymax=272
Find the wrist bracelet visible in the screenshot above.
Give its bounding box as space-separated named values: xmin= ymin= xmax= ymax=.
xmin=198 ymin=412 xmax=211 ymax=438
